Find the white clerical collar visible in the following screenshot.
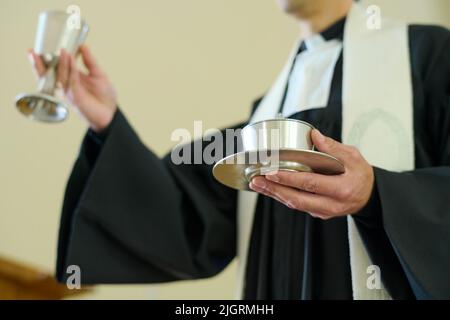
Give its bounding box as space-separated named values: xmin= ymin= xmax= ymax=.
xmin=250 ymin=17 xmax=346 ymax=123
xmin=303 ymin=32 xmax=343 ymax=52
xmin=281 ymin=33 xmax=343 ymax=118
xmin=304 ymin=34 xmax=327 ymax=50
xmin=302 ymin=16 xmax=346 ymax=51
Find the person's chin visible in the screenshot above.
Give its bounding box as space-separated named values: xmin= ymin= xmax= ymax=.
xmin=279 ymin=4 xmax=304 ymax=17
xmin=284 ymin=9 xmax=305 ymax=20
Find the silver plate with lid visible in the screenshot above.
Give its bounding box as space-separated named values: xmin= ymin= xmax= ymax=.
xmin=213 ymin=118 xmax=345 ymax=190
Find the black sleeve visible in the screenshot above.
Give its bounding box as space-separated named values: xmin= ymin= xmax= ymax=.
xmin=353 ymin=25 xmax=450 ymax=299
xmin=372 ymin=166 xmax=450 ymax=299
xmin=56 ymin=109 xmax=242 ymax=284
xmin=353 ymin=179 xmax=382 ymax=229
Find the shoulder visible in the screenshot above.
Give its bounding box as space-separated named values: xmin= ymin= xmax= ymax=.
xmin=409 ymin=24 xmax=450 ymax=43
xmin=408 ymin=24 xmax=450 ymax=81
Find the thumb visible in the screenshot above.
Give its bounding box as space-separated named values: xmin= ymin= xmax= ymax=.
xmin=311 ymin=129 xmax=348 ymax=160
xmin=28 ymin=49 xmax=46 ymax=78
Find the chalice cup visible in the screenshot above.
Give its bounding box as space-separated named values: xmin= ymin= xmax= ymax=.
xmin=15 ymin=10 xmax=89 ymax=122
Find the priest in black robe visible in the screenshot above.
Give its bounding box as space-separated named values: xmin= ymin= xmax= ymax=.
xmin=29 ymin=0 xmax=450 ymax=299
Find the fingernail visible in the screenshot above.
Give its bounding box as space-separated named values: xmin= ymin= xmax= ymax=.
xmin=249 ymin=182 xmax=262 ymax=192
xmin=252 ymin=177 xmax=266 ymax=189
xmin=265 ymin=174 xmax=279 ymax=182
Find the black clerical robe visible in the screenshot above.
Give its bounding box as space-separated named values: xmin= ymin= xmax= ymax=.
xmin=56 ymin=22 xmax=450 ymax=300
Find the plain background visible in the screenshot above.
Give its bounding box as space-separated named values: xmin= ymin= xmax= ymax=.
xmin=0 ymin=0 xmax=449 ymax=299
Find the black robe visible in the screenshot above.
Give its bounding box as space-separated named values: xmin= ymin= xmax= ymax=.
xmin=55 ymin=21 xmax=450 ymax=300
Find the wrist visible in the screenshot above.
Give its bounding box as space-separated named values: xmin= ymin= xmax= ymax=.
xmin=90 ymin=105 xmax=117 ymax=133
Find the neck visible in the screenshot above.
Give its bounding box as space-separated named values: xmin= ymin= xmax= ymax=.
xmin=296 ymin=0 xmax=353 ymax=39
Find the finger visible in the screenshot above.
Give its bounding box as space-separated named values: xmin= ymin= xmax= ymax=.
xmin=28 ymin=49 xmax=46 ymax=78
xmin=57 ymin=49 xmax=71 ymax=91
xmin=69 ymin=55 xmax=82 ymax=97
xmin=79 ymin=45 xmax=103 ymax=76
xmin=311 ymin=129 xmax=351 ymax=162
xmin=252 ymin=178 xmax=334 ymax=218
xmin=249 ymin=180 xmax=290 ymax=206
xmin=252 ymin=176 xmax=340 ymax=217
xmin=265 ymin=170 xmax=342 ymax=198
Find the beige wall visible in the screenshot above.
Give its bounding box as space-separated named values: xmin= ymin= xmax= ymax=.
xmin=0 ymin=0 xmax=448 ymax=299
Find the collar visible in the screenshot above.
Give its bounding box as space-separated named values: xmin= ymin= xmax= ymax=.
xmin=299 ymin=16 xmax=346 ymax=52
xmin=321 ymin=16 xmax=346 ymax=41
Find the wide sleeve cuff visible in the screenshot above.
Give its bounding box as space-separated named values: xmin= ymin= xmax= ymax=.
xmin=352 ymin=167 xmax=383 ymax=229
